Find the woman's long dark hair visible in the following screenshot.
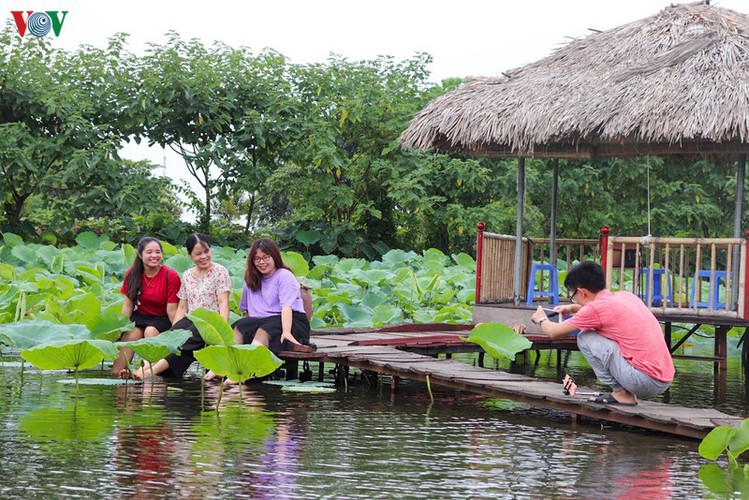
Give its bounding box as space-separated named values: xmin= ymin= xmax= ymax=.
xmin=124 ymin=237 xmax=162 ymax=302
xmin=185 ymin=232 xmax=210 ymax=255
xmin=245 ymin=238 xmax=289 ymax=291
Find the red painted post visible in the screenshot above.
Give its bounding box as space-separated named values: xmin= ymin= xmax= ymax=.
xmin=600 ymin=226 xmax=610 ymax=270
xmin=476 ymin=222 xmax=485 ymax=304
xmin=744 ymin=230 xmax=749 ymax=319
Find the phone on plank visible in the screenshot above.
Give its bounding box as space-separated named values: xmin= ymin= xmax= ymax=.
xmin=542 ymin=307 xmax=559 ymax=318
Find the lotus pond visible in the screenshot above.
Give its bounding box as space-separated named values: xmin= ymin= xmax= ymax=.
xmin=1 ymin=332 xmax=749 ymax=499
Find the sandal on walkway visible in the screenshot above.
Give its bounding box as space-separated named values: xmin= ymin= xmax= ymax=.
xmin=589 ymin=393 xmax=638 ymax=406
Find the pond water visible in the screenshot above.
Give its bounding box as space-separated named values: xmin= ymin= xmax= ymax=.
xmin=1 ymin=335 xmax=748 ymax=499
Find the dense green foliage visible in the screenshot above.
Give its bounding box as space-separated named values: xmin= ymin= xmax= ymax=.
xmin=0 ymin=27 xmax=746 ymax=256
xmin=0 ymin=232 xmax=474 ymax=329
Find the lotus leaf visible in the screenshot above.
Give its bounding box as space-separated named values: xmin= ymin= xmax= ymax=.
xmin=371 ymin=304 xmax=403 ymax=326
xmin=161 ymin=240 xmax=179 ymax=256
xmin=87 ymin=309 xmax=134 ymax=341
xmin=464 ymin=322 xmax=533 ymax=360
xmin=338 ymin=303 xmax=373 ymax=327
xmin=116 ymin=329 xmax=191 ymax=362
xmin=282 ymin=250 xmax=309 ymax=277
xmin=282 ymin=384 xmax=336 ymax=394
xmin=22 ymin=338 xmax=119 ymax=371
xmin=451 ymin=252 xmax=476 ymax=269
xmin=2 ymin=232 xmax=23 ymax=247
xmin=121 ymin=243 xmax=136 ymax=267
xmin=11 ymin=245 xmax=40 ymax=265
xmin=75 ymin=231 xmax=110 ymax=250
xmin=312 ymin=255 xmax=339 ymax=266
xmin=0 ymin=320 xmax=92 ymax=348
xmin=194 ymin=344 xmax=281 ymax=382
xmin=0 ymin=262 xmax=16 ymax=281
xmin=58 ymin=378 xmax=128 ymax=385
xmin=187 ymin=308 xmax=235 ymax=345
xmin=164 ymin=254 xmax=194 ymax=273
xmin=295 ymin=229 xmax=321 ymax=246
xmin=382 ymin=249 xmax=417 ymax=268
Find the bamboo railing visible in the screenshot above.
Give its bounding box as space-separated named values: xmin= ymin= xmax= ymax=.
xmin=476 ymin=223 xmax=749 ymax=319
xmin=601 ymin=229 xmax=748 ymax=319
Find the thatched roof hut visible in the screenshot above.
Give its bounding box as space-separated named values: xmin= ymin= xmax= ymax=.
xmin=400 ymin=1 xmax=749 ymax=159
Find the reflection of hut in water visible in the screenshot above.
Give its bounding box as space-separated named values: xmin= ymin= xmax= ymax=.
xmin=401 ymin=2 xmax=749 ymax=373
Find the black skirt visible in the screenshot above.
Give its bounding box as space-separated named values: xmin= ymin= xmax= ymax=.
xmin=163 ymin=317 xmax=205 ymax=378
xmin=129 ymin=310 xmax=172 ymax=333
xmin=232 ymin=311 xmax=311 ymax=354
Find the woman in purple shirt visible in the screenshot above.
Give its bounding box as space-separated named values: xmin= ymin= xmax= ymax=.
xmin=232 ymin=239 xmax=312 ymax=353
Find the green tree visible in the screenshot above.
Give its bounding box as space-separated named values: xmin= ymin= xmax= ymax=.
xmin=0 ymin=28 xmax=136 ymax=237
xmin=137 ymin=33 xmax=294 ymax=234
xmin=267 ymin=54 xmax=434 ymax=256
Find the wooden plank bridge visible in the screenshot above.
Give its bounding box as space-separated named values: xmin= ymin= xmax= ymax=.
xmin=279 ymin=325 xmax=743 ymax=440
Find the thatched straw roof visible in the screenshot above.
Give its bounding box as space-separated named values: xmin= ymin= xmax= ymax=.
xmin=400 ymin=2 xmax=749 ymax=158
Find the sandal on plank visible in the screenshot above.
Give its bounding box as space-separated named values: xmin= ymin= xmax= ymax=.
xmin=589 ymin=393 xmax=638 ymax=406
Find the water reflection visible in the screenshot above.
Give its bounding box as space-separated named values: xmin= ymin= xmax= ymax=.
xmin=0 ymin=350 xmax=742 ymax=498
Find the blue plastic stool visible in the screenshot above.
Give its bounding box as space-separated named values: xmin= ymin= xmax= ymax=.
xmin=639 ymin=268 xmax=673 ymax=307
xmin=689 ymin=270 xmax=727 ymax=310
xmin=526 ymin=263 xmax=559 ymax=306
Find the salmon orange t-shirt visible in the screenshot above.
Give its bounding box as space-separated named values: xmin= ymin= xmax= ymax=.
xmin=566 ymin=289 xmax=675 ymax=383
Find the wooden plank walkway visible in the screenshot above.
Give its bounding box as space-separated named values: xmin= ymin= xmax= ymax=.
xmin=280 ymin=327 xmax=744 ymax=440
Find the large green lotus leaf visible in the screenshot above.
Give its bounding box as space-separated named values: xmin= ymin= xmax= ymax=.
xmin=464 ymin=322 xmax=533 ymax=360
xmin=11 ymin=245 xmax=39 ymax=265
xmin=62 ymin=292 xmax=101 ymax=325
xmin=381 ymin=249 xmax=418 ymax=269
xmin=728 ymin=419 xmax=749 ymax=459
xmin=87 ymin=309 xmax=134 ymax=341
xmin=371 ymin=304 xmax=403 ymax=327
xmin=360 ymin=289 xmax=389 ymax=309
xmin=423 ymin=248 xmax=449 ymax=271
xmin=116 ymin=329 xmax=192 ymax=362
xmin=0 ymin=262 xmax=16 ymax=281
xmin=187 ymin=307 xmax=235 ymax=345
xmin=306 ymin=263 xmax=331 ymax=281
xmin=194 ymin=344 xmax=282 ymax=382
xmin=310 ymin=316 xmax=326 ymax=329
xmin=349 ymin=269 xmax=391 ymax=287
xmin=121 ymin=243 xmax=136 ymax=267
xmin=451 ymin=252 xmax=476 ymax=270
xmin=700 ymin=425 xmax=736 ymax=460
xmin=19 ymin=405 xmax=116 ymax=442
xmin=161 ymin=240 xmax=179 ymax=256
xmin=295 ymin=229 xmax=321 ymax=246
xmin=338 ymin=303 xmax=374 ymax=327
xmin=164 ymin=254 xmax=193 ymax=274
xmin=2 ymin=231 xmax=23 ymax=247
xmin=22 ymin=339 xmax=119 ymax=370
xmin=332 ymin=258 xmax=368 ymax=276
xmin=0 ymin=320 xmax=92 ymax=348
xmin=282 ymin=251 xmax=309 ymax=277
xmin=34 ymin=245 xmax=58 ymax=268
xmin=75 ymin=231 xmax=110 ymax=250
xmin=312 ymin=255 xmax=338 ymax=267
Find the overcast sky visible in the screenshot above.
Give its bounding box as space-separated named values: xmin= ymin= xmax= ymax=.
xmin=18 ymin=0 xmax=748 ymax=214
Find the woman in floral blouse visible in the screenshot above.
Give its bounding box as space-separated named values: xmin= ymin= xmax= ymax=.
xmin=133 ymin=233 xmax=231 ymax=380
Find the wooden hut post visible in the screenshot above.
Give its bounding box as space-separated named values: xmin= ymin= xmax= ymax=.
xmin=733 ymin=153 xmax=746 ymax=306
xmin=550 ymin=158 xmax=559 ymax=265
xmin=514 ymin=157 xmax=526 ymax=305
xmin=476 ymin=222 xmax=485 ymax=304
xmin=600 ymin=227 xmax=611 ymax=286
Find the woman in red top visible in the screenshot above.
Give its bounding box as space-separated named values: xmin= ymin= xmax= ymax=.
xmin=113 ymin=237 xmax=181 ymax=376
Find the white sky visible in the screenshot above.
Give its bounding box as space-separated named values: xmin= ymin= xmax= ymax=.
xmin=16 ymin=0 xmax=749 ymax=217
